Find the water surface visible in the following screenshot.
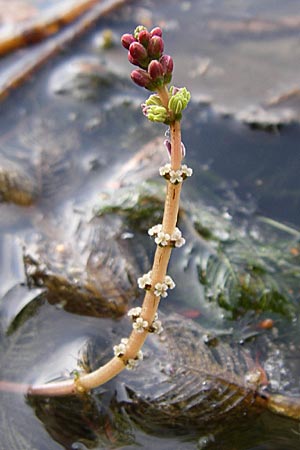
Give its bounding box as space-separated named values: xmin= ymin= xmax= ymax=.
xmin=0 ymin=1 xmax=300 ymax=449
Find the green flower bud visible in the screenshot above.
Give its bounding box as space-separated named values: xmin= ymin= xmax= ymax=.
xmin=181 ymin=87 xmax=191 ymax=105
xmin=145 ymin=94 xmax=163 ymax=107
xmin=168 ymin=86 xmax=191 ymax=118
xmin=134 ymin=25 xmax=147 ymax=40
xmin=144 ymin=104 xmax=168 ymax=123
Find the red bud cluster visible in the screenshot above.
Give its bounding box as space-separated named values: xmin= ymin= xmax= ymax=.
xmin=121 ymin=26 xmax=173 ymax=90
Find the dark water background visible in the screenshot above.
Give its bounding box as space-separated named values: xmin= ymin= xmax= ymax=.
xmin=0 ymin=0 xmax=300 ymax=449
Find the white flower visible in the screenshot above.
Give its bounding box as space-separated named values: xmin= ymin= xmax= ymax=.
xmin=164 ymin=275 xmax=175 ymax=289
xmin=154 ymin=282 xmax=169 ymax=298
xmin=159 ymin=163 xmax=171 ymax=176
xmin=151 ymin=319 xmax=163 ymax=334
xmin=149 ymin=225 xmax=174 ymax=247
xmin=126 ymin=358 xmax=138 ymax=370
xmin=169 ymin=169 xmax=183 ymax=184
xmin=133 ymin=317 xmax=149 ymax=333
xmin=137 ymin=271 xmax=152 ymax=289
xmin=159 ymin=164 xmax=192 ymax=183
xmin=170 ymin=227 xmax=186 ymax=248
xmin=137 ymin=350 xmax=143 ymax=361
xmin=171 ymin=227 xmax=182 ymax=240
xmin=174 ymin=236 xmax=186 ymax=247
xmin=113 ymin=343 xmax=125 ymax=357
xmin=181 ymin=164 xmax=193 ymax=177
xmin=127 ymin=307 xmax=142 ymax=319
xmin=125 ymin=350 xmax=143 ymax=370
xmin=148 ymin=223 xmax=163 ymax=236
xmin=113 ymin=339 xmax=127 ymax=357
xmin=155 ymin=231 xmax=170 ymax=246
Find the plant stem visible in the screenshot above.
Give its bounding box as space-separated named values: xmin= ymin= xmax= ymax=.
xmin=7 ymin=92 xmax=184 ymax=398
xmin=157 ymin=85 xmax=170 ymax=109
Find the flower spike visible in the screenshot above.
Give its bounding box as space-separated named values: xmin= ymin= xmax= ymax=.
xmin=3 ymin=24 xmax=194 ymax=398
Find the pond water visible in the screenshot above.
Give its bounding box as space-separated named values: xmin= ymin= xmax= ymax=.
xmin=0 ymin=0 xmax=300 ymax=449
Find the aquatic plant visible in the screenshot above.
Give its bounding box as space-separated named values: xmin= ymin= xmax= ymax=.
xmin=20 ymin=25 xmax=191 ymax=396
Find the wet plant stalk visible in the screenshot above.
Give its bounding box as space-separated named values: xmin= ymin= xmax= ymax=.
xmin=0 ymin=25 xmax=192 ymax=397
xmin=28 ymin=116 xmax=183 ymax=396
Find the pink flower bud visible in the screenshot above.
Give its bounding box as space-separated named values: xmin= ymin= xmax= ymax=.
xmin=131 ymin=69 xmax=152 ymax=88
xmin=121 ymin=33 xmax=136 ymax=50
xmin=171 ymin=86 xmax=180 ymax=95
xmin=150 ymin=27 xmax=163 ymax=37
xmin=148 ymin=60 xmax=164 ymax=80
xmin=129 ymin=42 xmax=148 ymax=64
xmin=141 ymin=103 xmax=149 ymax=116
xmin=147 ymin=36 xmax=164 ymax=59
xmin=128 ymin=52 xmax=140 ymax=67
xmin=160 ymin=55 xmax=173 ymax=75
xmin=138 ymin=29 xmax=151 ymax=47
